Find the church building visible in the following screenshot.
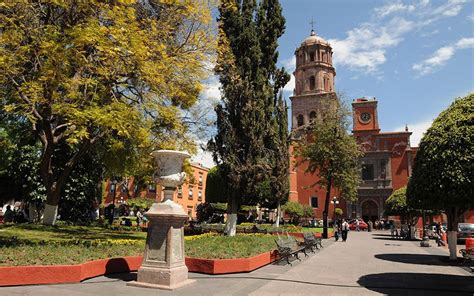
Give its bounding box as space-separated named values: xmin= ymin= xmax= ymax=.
xmin=288 ymin=29 xmax=417 ymax=223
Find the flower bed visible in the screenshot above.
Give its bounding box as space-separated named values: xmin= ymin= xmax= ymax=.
xmin=0 ymin=231 xmax=327 ymax=286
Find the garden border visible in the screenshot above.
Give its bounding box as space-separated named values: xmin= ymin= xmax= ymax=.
xmin=0 ymin=252 xmax=279 ymax=286
xmin=0 ymin=232 xmax=329 ymax=286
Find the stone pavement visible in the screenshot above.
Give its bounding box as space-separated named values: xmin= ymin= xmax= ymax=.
xmin=1 ymin=231 xmax=472 ymax=296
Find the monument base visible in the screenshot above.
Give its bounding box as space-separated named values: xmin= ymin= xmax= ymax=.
xmin=127 ymin=265 xmax=193 ymax=290
xmin=127 ymin=279 xmax=195 ymax=290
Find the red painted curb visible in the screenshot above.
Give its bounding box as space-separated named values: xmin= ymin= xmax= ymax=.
xmin=0 ymin=251 xmax=278 ymax=286
xmin=186 ymin=251 xmax=278 ymax=274
xmin=0 ymin=232 xmax=329 ymax=286
xmin=0 ymin=256 xmax=143 ymax=287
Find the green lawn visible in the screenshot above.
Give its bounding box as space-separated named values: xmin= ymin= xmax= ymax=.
xmin=0 ymin=223 xmax=147 ymax=243
xmin=0 ymin=224 xmax=280 ymax=266
xmin=185 ymin=234 xmax=276 ymax=259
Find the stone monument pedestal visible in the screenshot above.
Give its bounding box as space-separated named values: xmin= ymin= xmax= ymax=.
xmin=128 ymin=150 xmax=194 ymax=290
xmin=127 ymin=200 xmax=195 ymax=290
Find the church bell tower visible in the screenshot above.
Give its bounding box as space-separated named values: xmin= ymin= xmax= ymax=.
xmin=290 ymin=28 xmax=336 ymax=129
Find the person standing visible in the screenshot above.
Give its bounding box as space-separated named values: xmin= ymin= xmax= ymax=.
xmin=334 ymin=220 xmax=340 ymax=241
xmin=341 ymin=219 xmax=349 ymax=242
xmin=136 ymin=208 xmax=143 ymax=227
xmin=3 ymin=205 xmax=14 ymax=223
xmin=355 ymin=219 xmax=360 ymax=232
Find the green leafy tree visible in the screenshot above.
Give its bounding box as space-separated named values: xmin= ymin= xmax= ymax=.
xmin=266 ymin=93 xmax=290 ymax=227
xmin=0 ymin=1 xmax=215 ymax=224
xmin=281 ymin=201 xmax=303 ymax=224
xmin=385 ymin=186 xmax=422 ymax=239
xmin=407 ymin=94 xmax=473 ymax=260
xmin=335 ymin=208 xmax=343 ymax=217
xmin=208 ymin=0 xmax=288 ymax=236
xmin=205 ymin=166 xmax=229 ymax=204
xmin=302 ymin=204 xmax=314 ymax=218
xmin=126 ymin=197 xmax=154 ymax=211
xmin=297 ymin=99 xmax=363 ymax=238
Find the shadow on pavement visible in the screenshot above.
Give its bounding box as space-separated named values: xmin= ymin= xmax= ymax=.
xmin=372 ymin=237 xmax=404 ymax=241
xmin=357 ymin=272 xmax=474 ymax=295
xmin=102 ymin=272 xmax=137 ymax=282
xmin=103 ymin=258 xmax=137 ymax=282
xmin=372 ymin=233 xmax=393 ymax=237
xmin=375 ymin=253 xmax=465 ymax=266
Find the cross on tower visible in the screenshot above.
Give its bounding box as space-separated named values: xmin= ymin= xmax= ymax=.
xmin=309 ymin=18 xmax=316 ymax=32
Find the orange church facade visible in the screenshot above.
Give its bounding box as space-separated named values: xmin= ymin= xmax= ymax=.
xmin=288 ymin=29 xmax=418 ymax=222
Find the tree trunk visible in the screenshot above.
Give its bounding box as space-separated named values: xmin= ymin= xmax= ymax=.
xmin=446 ymin=207 xmax=461 ymax=260
xmin=28 ymin=203 xmax=39 ymax=223
xmin=43 ymin=203 xmax=58 ymax=225
xmin=275 ymin=201 xmax=281 ymax=228
xmin=39 ymin=137 xmax=93 ymax=225
xmin=323 ymin=174 xmax=332 ymax=239
xmin=225 ymin=195 xmax=239 ymax=236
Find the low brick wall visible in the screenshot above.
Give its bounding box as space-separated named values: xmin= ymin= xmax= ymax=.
xmin=0 ymin=251 xmax=279 ymax=286
xmin=0 ymin=256 xmax=143 ymax=287
xmin=0 ymin=231 xmax=331 ymax=286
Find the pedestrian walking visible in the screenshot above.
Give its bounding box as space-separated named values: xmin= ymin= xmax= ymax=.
xmin=355 ymin=219 xmax=360 ymax=232
xmin=341 ymin=219 xmax=349 ymax=242
xmin=334 ymin=221 xmax=340 ymax=241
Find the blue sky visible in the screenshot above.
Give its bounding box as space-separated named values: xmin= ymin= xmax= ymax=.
xmin=193 ymin=0 xmax=473 ymax=167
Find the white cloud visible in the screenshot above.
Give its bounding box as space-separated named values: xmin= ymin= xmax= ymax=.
xmin=191 ymin=143 xmax=215 ymax=169
xmin=282 ymin=56 xmax=296 ymax=70
xmin=398 ymin=120 xmax=433 ymax=147
xmin=326 ymin=0 xmax=469 ymax=75
xmin=201 ymin=75 xmax=221 ymax=103
xmin=412 ymin=37 xmax=474 ymax=75
xmin=468 ymin=13 xmax=474 ymax=22
xmin=374 ymin=2 xmax=415 ymax=18
xmin=456 ymin=37 xmax=474 ymax=48
xmin=328 ymin=17 xmax=413 ymax=73
xmin=431 ymin=0 xmax=466 ymax=17
xmin=280 ymin=56 xmax=296 ymax=93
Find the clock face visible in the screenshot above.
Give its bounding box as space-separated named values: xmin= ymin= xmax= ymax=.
xmin=360 ymin=112 xmax=371 ymax=123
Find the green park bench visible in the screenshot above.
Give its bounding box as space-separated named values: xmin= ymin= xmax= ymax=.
xmin=274 ymin=234 xmax=307 ymax=266
xmin=303 ymin=232 xmax=323 ymax=252
xmin=459 ymin=248 xmax=474 ymax=265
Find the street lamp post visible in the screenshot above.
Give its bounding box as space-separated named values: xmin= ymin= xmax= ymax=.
xmin=331 ymin=196 xmax=339 ymax=223
xmin=111 ymin=180 xmax=117 ymax=206
xmin=110 ymin=179 xmax=117 ymax=222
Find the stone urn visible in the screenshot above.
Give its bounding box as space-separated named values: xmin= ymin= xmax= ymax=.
xmin=128 ymin=150 xmax=194 ymax=290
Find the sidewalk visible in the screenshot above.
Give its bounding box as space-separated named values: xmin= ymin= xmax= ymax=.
xmin=1 ymin=231 xmax=472 ymax=296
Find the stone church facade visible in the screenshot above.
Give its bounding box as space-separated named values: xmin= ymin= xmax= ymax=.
xmin=288 ymin=29 xmax=417 ymax=222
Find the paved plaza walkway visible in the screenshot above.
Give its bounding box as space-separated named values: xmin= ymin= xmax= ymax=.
xmin=1 ymin=231 xmax=472 ymax=296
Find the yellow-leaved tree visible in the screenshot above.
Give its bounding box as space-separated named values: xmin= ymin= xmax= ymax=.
xmin=0 ymin=0 xmax=215 ymax=224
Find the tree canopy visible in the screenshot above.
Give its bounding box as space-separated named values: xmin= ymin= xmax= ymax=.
xmin=0 ymin=1 xmax=215 ymax=224
xmin=208 ymin=0 xmax=289 ymax=235
xmin=385 ymin=186 xmax=409 ymax=216
xmin=205 ymin=166 xmax=230 ymax=204
xmin=296 ymin=98 xmax=363 ymax=237
xmin=407 ymin=94 xmax=473 ymax=230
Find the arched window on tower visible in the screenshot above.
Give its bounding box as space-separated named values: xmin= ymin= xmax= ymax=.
xmin=309 ymin=51 xmax=315 ymax=62
xmin=309 ymin=111 xmax=317 ymax=122
xmin=323 ymin=76 xmax=328 ymax=91
xmin=297 ymin=114 xmax=304 ymax=127
xmin=309 ymin=76 xmax=316 ymax=90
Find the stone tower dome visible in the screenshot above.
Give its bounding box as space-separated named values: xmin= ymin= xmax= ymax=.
xmin=290 ymin=29 xmax=337 ymax=129
xmin=293 ymin=29 xmax=336 ymax=96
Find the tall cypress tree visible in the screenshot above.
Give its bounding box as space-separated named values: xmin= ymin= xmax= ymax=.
xmin=209 ymin=0 xmax=289 ymax=235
